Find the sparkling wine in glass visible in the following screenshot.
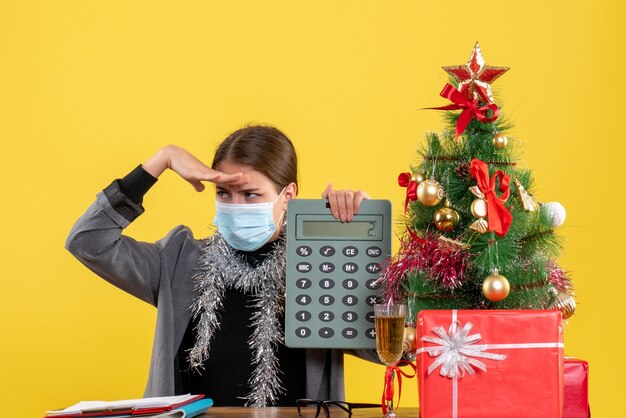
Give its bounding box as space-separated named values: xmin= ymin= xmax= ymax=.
xmin=375 ymin=303 xmax=406 ymax=418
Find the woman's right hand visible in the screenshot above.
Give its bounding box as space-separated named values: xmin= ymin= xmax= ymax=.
xmin=142 ymin=145 xmax=249 ymax=192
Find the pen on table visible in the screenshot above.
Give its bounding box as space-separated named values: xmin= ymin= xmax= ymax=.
xmin=80 ymin=404 xmax=135 ymax=413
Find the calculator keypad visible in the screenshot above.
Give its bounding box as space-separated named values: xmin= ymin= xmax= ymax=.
xmin=289 ymin=242 xmax=385 ymax=347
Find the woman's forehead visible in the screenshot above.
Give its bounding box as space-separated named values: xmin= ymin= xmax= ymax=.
xmin=215 ymin=160 xmax=254 ymax=174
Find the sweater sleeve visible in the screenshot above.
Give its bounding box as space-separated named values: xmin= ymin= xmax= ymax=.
xmin=118 ymin=164 xmax=158 ymax=206
xmin=65 ymin=173 xmax=192 ymax=307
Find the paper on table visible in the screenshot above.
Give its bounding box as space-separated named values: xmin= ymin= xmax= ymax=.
xmin=46 ymin=394 xmax=197 ymax=415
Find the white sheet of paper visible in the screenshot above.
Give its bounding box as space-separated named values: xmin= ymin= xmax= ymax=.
xmin=46 ymin=394 xmax=195 ymax=415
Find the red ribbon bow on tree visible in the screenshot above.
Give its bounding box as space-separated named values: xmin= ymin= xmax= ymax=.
xmin=397 ymin=173 xmax=425 ymax=243
xmin=398 ymin=172 xmax=418 ymax=211
xmin=427 ymin=83 xmax=500 ymax=141
xmin=470 ymin=158 xmax=513 ymax=237
xmin=381 ymin=360 xmax=417 ymax=415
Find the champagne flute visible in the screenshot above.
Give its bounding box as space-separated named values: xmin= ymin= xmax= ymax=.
xmin=375 ymin=303 xmax=406 ymax=418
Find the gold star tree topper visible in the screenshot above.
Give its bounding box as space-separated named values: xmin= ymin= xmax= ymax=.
xmin=443 ymin=42 xmax=509 ymax=104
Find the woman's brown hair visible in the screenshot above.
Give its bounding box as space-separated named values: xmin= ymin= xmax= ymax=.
xmin=212 ymin=124 xmax=298 ymax=193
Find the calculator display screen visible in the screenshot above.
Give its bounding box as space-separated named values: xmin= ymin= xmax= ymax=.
xmin=301 ymin=221 xmax=377 ymax=239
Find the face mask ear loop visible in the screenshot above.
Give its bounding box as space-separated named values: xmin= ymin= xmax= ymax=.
xmin=273 ymin=186 xmax=287 ymax=204
xmin=274 ymin=186 xmax=289 ymax=221
xmin=275 ymin=186 xmax=289 ymax=235
xmin=277 ymin=210 xmax=286 ymax=229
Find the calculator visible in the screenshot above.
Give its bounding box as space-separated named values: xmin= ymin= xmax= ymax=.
xmin=285 ymin=199 xmax=392 ymax=349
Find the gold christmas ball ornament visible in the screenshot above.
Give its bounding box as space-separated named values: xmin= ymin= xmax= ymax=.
xmin=416 ymin=178 xmax=444 ymax=206
xmin=434 ymin=202 xmax=460 ymax=232
xmin=548 ymin=288 xmax=576 ymax=319
xmin=492 ymin=132 xmax=508 ymax=149
xmin=412 ymin=172 xmax=427 ymax=183
xmin=482 ymin=273 xmax=510 ymax=302
xmin=402 ymin=325 xmax=417 ymax=353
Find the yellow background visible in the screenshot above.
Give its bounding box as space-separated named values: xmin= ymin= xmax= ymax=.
xmin=1 ymin=1 xmax=624 ymax=416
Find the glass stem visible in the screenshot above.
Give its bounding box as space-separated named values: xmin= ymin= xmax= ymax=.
xmin=387 ymin=370 xmax=395 ymax=413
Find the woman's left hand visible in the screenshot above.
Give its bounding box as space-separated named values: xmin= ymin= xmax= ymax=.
xmin=322 ymin=183 xmax=371 ymax=222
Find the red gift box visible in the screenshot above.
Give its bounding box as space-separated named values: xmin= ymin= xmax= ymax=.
xmin=563 ymin=357 xmax=590 ymax=418
xmin=416 ymin=310 xmax=564 ymax=418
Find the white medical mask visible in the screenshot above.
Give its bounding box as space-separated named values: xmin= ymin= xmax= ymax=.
xmin=213 ymin=188 xmax=286 ymax=252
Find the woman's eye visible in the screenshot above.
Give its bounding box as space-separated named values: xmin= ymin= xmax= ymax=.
xmin=246 ymin=193 xmax=260 ymax=199
xmin=217 ymin=191 xmax=230 ymax=199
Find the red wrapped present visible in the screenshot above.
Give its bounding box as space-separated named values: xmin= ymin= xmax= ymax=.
xmin=563 ymin=357 xmax=590 ymax=418
xmin=416 ymin=310 xmax=564 ymax=418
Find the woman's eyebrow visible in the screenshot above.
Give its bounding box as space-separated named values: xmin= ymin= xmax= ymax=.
xmin=216 ymin=186 xmax=262 ymax=193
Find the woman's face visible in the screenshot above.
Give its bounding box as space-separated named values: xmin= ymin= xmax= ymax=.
xmin=215 ymin=160 xmax=297 ymax=241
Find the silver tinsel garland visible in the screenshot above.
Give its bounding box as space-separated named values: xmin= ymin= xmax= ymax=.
xmin=188 ymin=230 xmax=287 ymax=407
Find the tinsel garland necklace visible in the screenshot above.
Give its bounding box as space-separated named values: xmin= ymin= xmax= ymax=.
xmin=188 ymin=230 xmax=287 ymax=407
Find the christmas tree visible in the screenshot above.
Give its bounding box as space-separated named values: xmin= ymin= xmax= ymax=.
xmin=381 ymin=43 xmax=576 ymax=320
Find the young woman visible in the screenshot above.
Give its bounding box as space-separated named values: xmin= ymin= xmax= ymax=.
xmin=65 ymin=125 xmax=376 ymax=407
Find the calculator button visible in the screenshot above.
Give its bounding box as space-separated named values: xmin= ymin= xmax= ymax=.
xmin=366 ymin=279 xmax=381 ymax=290
xmin=296 ymin=294 xmax=312 ymax=305
xmin=366 ymin=262 xmax=382 ymax=274
xmin=296 ymin=278 xmax=312 ymax=289
xmin=319 ymin=295 xmax=335 ymax=306
xmin=366 ymin=295 xmax=380 ymax=306
xmin=366 ymin=311 xmax=375 ymax=323
xmin=319 ymin=279 xmax=335 ymax=289
xmin=342 ymin=328 xmax=358 ymax=339
xmin=319 ymin=246 xmax=336 ymax=257
xmin=342 ymin=262 xmax=359 ymax=273
xmin=319 ymin=311 xmax=335 ymax=322
xmin=342 ymin=279 xmax=358 ymax=290
xmin=296 ymin=262 xmax=312 ymax=273
xmin=342 ymin=295 xmax=358 ymax=306
xmin=366 ymin=328 xmax=376 ymax=339
xmin=296 ymin=327 xmax=311 ymax=338
xmin=342 ymin=311 xmax=358 ymax=322
xmin=296 ymin=311 xmax=311 ymax=322
xmin=296 ymin=246 xmax=312 ymax=257
xmin=319 ymin=262 xmax=335 ymax=273
xmin=342 ymin=246 xmax=358 ymax=257
xmin=319 ymin=328 xmax=335 ymax=338
xmin=366 ymin=246 xmax=383 ymax=257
